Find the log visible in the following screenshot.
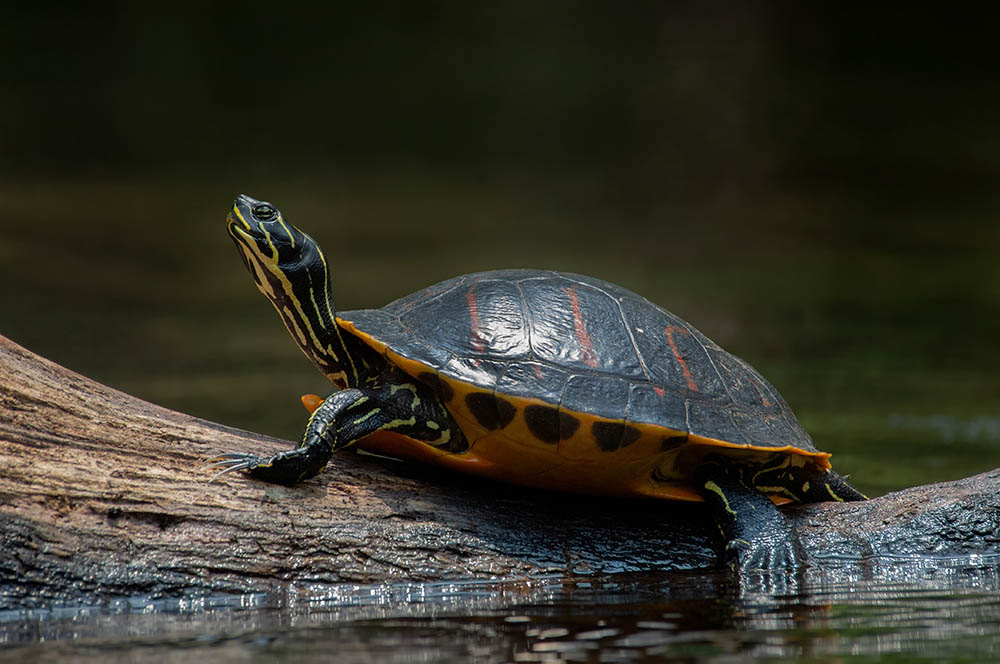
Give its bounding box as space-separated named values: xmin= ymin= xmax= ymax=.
xmin=1 ymin=334 xmax=998 ymax=608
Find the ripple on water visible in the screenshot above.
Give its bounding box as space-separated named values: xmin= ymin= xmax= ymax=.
xmin=3 ymin=562 xmax=1000 ymax=661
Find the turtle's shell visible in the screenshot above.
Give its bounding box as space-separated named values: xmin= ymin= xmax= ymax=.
xmin=339 ymin=270 xmax=829 ymax=501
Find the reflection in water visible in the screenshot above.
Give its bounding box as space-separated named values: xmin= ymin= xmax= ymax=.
xmin=4 ymin=562 xmax=1000 ymax=661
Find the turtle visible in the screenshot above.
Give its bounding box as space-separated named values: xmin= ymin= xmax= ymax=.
xmin=209 ymin=194 xmax=866 ymax=569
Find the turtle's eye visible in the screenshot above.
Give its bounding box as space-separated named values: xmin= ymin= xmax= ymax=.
xmin=252 ymin=204 xmax=277 ymax=221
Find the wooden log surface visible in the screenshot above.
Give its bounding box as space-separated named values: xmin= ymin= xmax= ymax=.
xmin=1 ymin=334 xmax=998 ymax=608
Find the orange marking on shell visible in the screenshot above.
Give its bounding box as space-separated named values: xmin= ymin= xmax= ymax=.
xmin=664 ymin=325 xmax=699 ymax=392
xmin=561 ymin=287 xmax=599 ymax=368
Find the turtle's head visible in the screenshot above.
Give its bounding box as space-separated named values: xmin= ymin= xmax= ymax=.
xmin=227 ymin=194 xmax=315 ymax=264
xmin=226 ymin=193 xmax=334 ymax=318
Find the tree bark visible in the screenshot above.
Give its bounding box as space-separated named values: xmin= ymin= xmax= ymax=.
xmin=1 ymin=334 xmax=998 ymax=608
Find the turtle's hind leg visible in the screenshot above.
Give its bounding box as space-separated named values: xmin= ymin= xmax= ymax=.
xmin=695 ymin=461 xmax=801 ymax=571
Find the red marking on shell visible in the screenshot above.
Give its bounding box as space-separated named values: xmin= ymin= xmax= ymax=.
xmin=747 ymin=370 xmax=772 ymax=407
xmin=753 ymin=378 xmax=771 ymax=408
xmin=664 ymin=325 xmax=699 ymax=392
xmin=653 ymin=386 xmax=666 ymax=397
xmin=561 ymin=287 xmax=599 ymax=368
xmin=466 ymin=284 xmax=487 ymax=353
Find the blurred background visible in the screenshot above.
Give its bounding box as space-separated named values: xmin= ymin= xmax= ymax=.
xmin=2 ymin=2 xmax=997 ymax=496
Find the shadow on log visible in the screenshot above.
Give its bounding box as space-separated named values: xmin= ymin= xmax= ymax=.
xmin=1 ymin=334 xmax=998 ymax=608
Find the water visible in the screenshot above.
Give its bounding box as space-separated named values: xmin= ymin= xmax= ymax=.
xmin=4 ymin=567 xmax=1000 ymax=661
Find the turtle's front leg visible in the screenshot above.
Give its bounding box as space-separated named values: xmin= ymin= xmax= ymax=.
xmin=207 ymin=388 xmax=387 ymax=486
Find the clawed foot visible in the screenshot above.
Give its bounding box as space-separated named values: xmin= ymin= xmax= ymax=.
xmin=203 ymin=453 xmax=268 ymax=482
xmin=203 ymin=448 xmax=323 ymax=486
xmin=695 ymin=459 xmax=809 ymax=573
xmin=724 ymin=532 xmax=802 ymax=572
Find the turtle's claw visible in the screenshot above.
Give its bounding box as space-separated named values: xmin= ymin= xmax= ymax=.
xmin=204 ymin=449 xmax=321 ymax=485
xmin=203 ymin=453 xmax=264 ymax=482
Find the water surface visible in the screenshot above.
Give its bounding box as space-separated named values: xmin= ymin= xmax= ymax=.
xmin=5 ymin=566 xmax=1000 ymax=662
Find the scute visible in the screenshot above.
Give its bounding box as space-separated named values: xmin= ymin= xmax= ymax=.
xmin=563 ymin=374 xmax=630 ymax=422
xmin=339 ymin=269 xmax=819 ymax=453
xmin=519 ymin=277 xmax=644 ymax=377
xmin=626 ymin=383 xmax=688 ymax=432
xmin=496 ymin=360 xmax=567 ymax=403
xmin=617 ymin=294 xmax=726 ymax=399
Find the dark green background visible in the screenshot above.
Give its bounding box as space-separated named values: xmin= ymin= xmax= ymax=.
xmin=2 ymin=2 xmax=998 ymax=496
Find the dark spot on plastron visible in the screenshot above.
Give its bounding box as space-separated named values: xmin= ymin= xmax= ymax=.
xmin=494 ymin=396 xmax=516 ymax=428
xmin=591 ymin=421 xmax=621 ymax=451
xmin=464 ymin=392 xmax=494 ymax=428
xmin=524 ymin=405 xmax=580 ymax=444
xmin=418 ymin=371 xmax=454 ymax=402
xmin=660 ymin=435 xmax=688 ymax=452
xmin=591 ymin=422 xmax=642 ymax=451
xmin=465 ymin=392 xmax=515 ymax=431
xmin=620 ymin=424 xmax=641 ymax=448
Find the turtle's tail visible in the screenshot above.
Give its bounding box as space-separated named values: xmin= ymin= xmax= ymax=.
xmin=801 ymin=469 xmax=868 ymax=503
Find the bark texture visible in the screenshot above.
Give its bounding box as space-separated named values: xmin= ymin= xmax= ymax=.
xmin=1 ymin=334 xmax=997 ymax=608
